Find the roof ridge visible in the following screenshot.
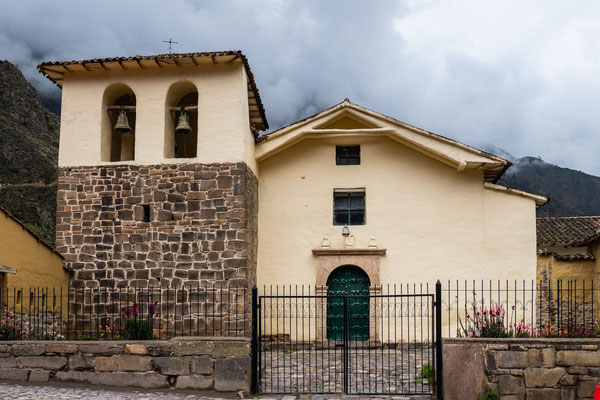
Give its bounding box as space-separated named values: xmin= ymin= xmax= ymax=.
xmin=0 ymin=205 xmax=64 ymax=259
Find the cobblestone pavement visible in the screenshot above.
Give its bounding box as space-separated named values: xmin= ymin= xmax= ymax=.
xmin=260 ymin=348 xmax=434 ymax=394
xmin=0 ymin=382 xmax=432 ymax=400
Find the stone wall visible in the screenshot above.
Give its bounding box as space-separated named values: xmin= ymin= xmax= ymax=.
xmin=444 ymin=338 xmax=600 ymax=399
xmin=0 ymin=337 xmax=250 ymax=391
xmin=56 ymin=162 xmax=258 ymax=332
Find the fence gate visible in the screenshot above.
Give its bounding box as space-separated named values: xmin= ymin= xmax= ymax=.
xmin=251 ymin=283 xmax=443 ymax=398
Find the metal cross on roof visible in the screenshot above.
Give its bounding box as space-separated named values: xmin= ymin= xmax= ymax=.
xmin=163 ymin=38 xmax=178 ymax=53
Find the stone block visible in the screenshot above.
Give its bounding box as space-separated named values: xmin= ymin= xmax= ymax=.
xmin=0 ymin=368 xmax=30 ymax=381
xmin=582 ymin=345 xmax=598 ymax=350
xmin=190 ymin=356 xmax=214 ymax=374
xmin=18 ymin=356 xmax=67 ymax=370
xmin=45 ymin=343 xmax=78 ymax=354
xmin=578 ymin=380 xmax=600 ymax=397
xmin=68 ymin=354 xmax=95 ymax=370
xmin=124 ymin=344 xmax=147 ymax=355
xmin=523 ymin=367 xmax=565 ymax=388
xmin=568 ymin=366 xmax=587 ymax=375
xmin=172 ymin=340 xmax=215 ymax=356
xmin=78 ymin=343 xmax=123 ymax=355
xmin=499 ymin=375 xmax=524 ymax=395
xmin=495 ymin=351 xmax=529 ymax=369
xmin=0 ymin=345 xmax=8 ymax=353
xmin=29 ymin=369 xmax=50 ymax=382
xmin=213 ymin=341 xmax=250 ymax=357
xmin=94 ymin=356 xmax=117 ymax=371
xmin=541 ymin=347 xmax=555 ymax=368
xmin=115 ymin=355 xmax=153 ymax=372
xmin=146 ymin=345 xmax=172 ymax=357
xmin=561 ymin=386 xmax=576 ymax=400
xmin=54 ymin=370 xmax=90 ymax=383
xmin=214 ymin=356 xmax=250 ymax=392
xmin=557 ymin=350 xmax=600 ymax=366
xmin=525 ymin=388 xmax=560 ymax=400
xmin=55 ymin=370 xmax=169 ymax=389
xmin=560 ymin=374 xmax=577 ymax=385
xmin=528 ymin=349 xmax=542 ymax=368
xmin=176 ymin=374 xmax=213 ymax=389
xmin=154 ymin=357 xmax=189 ymax=375
xmin=488 ymin=344 xmax=509 ymax=351
xmin=11 ymin=344 xmax=45 ymax=356
xmin=0 ymin=356 xmax=18 ymax=368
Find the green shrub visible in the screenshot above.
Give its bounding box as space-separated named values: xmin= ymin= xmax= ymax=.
xmin=121 ymin=317 xmax=153 ymax=340
xmin=476 ymin=386 xmax=500 ymax=400
xmin=119 ymin=301 xmax=156 ymax=340
xmin=416 ymin=363 xmax=434 ymax=385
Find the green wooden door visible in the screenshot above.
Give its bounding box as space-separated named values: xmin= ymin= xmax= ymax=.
xmin=326 ymin=265 xmax=370 ymax=341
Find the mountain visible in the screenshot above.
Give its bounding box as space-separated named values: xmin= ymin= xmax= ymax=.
xmin=0 ymin=60 xmax=59 ymax=245
xmin=498 ymin=156 xmax=600 ymax=217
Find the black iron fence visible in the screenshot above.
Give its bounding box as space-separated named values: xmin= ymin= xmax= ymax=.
xmin=252 ymin=284 xmax=440 ymax=396
xmin=441 ymin=279 xmax=600 ymax=337
xmin=0 ymin=284 xmax=249 ymax=340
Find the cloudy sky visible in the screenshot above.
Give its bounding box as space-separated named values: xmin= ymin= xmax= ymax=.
xmin=2 ymin=0 xmax=600 ymax=174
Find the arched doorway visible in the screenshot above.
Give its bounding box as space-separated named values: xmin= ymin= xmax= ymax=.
xmin=326 ymin=265 xmax=370 ymax=341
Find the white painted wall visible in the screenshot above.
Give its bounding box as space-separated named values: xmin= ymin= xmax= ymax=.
xmin=58 ymin=63 xmax=257 ymax=173
xmin=256 ymin=135 xmax=538 ymax=289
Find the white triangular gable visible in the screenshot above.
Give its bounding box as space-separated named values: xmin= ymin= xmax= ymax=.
xmin=256 ymin=99 xmax=509 ymax=182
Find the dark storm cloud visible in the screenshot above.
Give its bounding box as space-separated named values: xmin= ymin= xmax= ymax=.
xmin=2 ymin=0 xmax=600 ymax=174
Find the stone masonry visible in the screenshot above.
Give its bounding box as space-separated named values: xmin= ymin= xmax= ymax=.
xmin=444 ymin=338 xmax=600 ymax=400
xmin=56 ymin=162 xmax=258 ymax=291
xmin=55 ymin=162 xmax=257 ymax=334
xmin=0 ymin=337 xmax=250 ymax=392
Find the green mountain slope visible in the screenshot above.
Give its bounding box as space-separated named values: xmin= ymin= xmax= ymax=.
xmin=0 ymin=60 xmax=59 ymax=245
xmin=498 ymin=156 xmax=600 ymax=217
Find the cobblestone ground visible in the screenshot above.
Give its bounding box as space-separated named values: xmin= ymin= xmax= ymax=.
xmin=260 ymin=348 xmax=434 ymax=395
xmin=0 ymin=383 xmax=431 ymax=400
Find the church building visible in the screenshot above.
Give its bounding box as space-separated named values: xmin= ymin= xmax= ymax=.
xmin=38 ymin=50 xmax=546 ymax=301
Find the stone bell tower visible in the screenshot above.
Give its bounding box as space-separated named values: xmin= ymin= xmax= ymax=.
xmin=38 ymin=51 xmax=267 ymax=292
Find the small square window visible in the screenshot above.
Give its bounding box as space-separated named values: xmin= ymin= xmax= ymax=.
xmin=336 ymin=145 xmax=360 ymax=165
xmin=333 ymin=190 xmax=365 ymax=225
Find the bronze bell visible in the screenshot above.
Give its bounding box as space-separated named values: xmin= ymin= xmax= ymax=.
xmin=175 ymin=112 xmax=192 ymax=134
xmin=114 ymin=111 xmax=131 ymax=134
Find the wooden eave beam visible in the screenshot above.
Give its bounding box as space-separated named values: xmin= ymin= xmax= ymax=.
xmin=153 ymin=57 xmax=162 ymax=68
xmin=62 ymin=63 xmax=75 ymax=72
xmin=211 ymin=55 xmax=218 ymax=64
xmin=173 ymin=57 xmax=181 ymax=66
xmin=227 ymin=54 xmax=240 ymax=63
xmin=107 ymin=105 xmax=137 ymax=111
xmin=98 ymin=60 xmax=109 ymax=71
xmin=80 ymin=62 xmax=91 ymax=71
xmin=117 ymin=60 xmax=127 ymax=70
xmin=135 ymin=59 xmax=144 ymax=69
xmin=168 ymin=105 xmax=198 ymax=112
xmin=190 ymin=56 xmax=199 ymax=66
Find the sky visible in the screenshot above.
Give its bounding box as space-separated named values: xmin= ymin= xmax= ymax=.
xmin=2 ymin=0 xmax=600 ymax=174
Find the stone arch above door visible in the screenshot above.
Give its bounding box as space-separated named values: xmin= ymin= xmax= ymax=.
xmin=313 ymin=249 xmax=384 ymax=289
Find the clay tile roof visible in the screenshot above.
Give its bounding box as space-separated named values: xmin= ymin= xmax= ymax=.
xmin=537 ymin=248 xmax=595 ymax=261
xmin=537 ymin=216 xmax=600 ymax=247
xmin=37 ymin=50 xmax=268 ymax=133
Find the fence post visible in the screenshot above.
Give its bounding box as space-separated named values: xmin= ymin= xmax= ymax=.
xmin=250 ymin=285 xmax=259 ymax=394
xmin=435 ymin=280 xmax=444 ymax=399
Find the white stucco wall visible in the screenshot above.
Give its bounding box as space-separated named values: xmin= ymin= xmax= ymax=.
xmin=256 ymin=135 xmax=538 ymax=289
xmin=58 ymin=63 xmax=257 ymax=172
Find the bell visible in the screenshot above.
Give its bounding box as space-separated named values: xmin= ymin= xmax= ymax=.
xmin=114 ymin=111 xmax=131 ymax=134
xmin=175 ymin=112 xmax=192 ymax=134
